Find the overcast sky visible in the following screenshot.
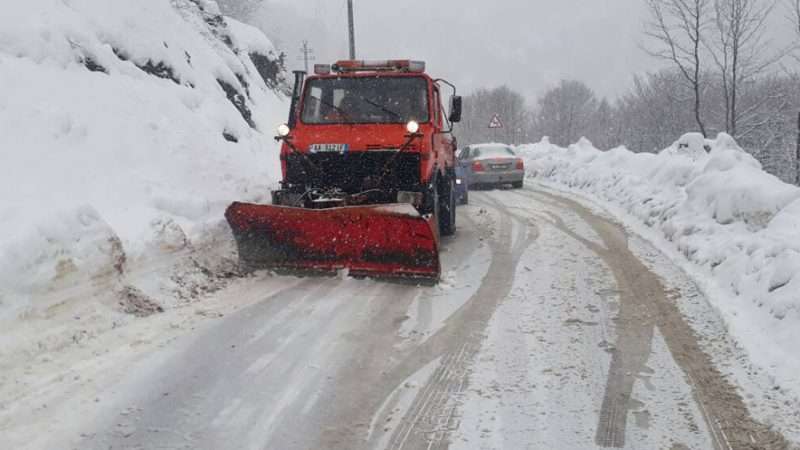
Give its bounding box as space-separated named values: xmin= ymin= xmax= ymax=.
xmin=253 ymin=0 xmax=794 ymax=103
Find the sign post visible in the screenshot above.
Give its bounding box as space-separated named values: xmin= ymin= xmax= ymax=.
xmin=488 ymin=114 xmax=503 ymax=143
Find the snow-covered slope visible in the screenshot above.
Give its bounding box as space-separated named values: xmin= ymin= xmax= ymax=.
xmin=519 ymin=134 xmax=800 ymax=399
xmin=0 ymin=0 xmax=287 ymax=322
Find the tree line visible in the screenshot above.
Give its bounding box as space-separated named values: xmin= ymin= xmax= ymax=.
xmin=457 ymin=0 xmax=800 ymax=184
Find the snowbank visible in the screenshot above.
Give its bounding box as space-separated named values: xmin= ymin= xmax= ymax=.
xmin=0 ymin=0 xmax=287 ymax=322
xmin=519 ymin=134 xmax=800 ymax=396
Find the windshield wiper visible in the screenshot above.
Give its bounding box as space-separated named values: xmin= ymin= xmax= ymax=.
xmin=359 ymin=97 xmax=402 ymax=120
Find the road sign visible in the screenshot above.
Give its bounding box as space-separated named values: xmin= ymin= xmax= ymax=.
xmin=488 ymin=114 xmax=503 ymax=129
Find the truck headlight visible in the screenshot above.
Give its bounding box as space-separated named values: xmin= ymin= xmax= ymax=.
xmin=398 ymin=191 xmax=423 ymax=206
xmin=277 ymin=124 xmax=291 ymax=137
xmin=406 ymin=120 xmax=420 ymax=134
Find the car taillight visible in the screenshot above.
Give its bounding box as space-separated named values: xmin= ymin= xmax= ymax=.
xmin=515 ymin=159 xmax=524 ymax=170
xmin=472 ymin=161 xmax=485 ymax=172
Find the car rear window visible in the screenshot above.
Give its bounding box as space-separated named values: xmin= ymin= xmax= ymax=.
xmin=473 ymin=146 xmax=515 ymax=159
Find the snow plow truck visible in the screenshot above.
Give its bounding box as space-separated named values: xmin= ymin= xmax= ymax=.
xmin=225 ymin=60 xmax=463 ymax=282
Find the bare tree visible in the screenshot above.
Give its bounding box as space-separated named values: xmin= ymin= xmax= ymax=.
xmin=794 ymin=0 xmax=800 ymax=36
xmin=588 ymin=98 xmax=619 ymax=149
xmin=789 ymin=1 xmax=800 ymax=183
xmin=710 ymin=0 xmax=784 ymax=137
xmin=645 ymin=0 xmax=712 ymax=136
xmin=616 ymin=70 xmax=698 ymax=152
xmin=456 ymin=86 xmax=532 ymax=146
xmin=796 ymin=110 xmax=800 ymax=185
xmin=216 ymin=0 xmax=264 ymax=20
xmin=534 ymin=80 xmax=598 ymax=146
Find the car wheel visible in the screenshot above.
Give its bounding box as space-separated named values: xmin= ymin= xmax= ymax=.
xmin=440 ymin=174 xmax=457 ymax=236
xmin=460 ymin=190 xmax=469 ymax=205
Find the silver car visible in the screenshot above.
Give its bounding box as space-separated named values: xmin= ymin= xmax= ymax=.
xmin=458 ymin=144 xmax=525 ymax=189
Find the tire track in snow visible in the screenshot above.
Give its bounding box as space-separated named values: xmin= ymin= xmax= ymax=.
xmin=78 ymin=277 xmax=405 ymax=450
xmin=378 ymin=196 xmax=539 ymax=450
xmin=515 ymin=188 xmax=790 ymax=450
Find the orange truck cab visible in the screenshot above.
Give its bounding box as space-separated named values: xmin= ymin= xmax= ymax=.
xmin=273 ymin=60 xmax=462 ymax=236
xmin=225 ymin=60 xmax=462 ymax=282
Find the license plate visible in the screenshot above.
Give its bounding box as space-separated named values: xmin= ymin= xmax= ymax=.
xmin=491 ymin=164 xmax=511 ymax=170
xmin=309 ymin=143 xmax=349 ymax=154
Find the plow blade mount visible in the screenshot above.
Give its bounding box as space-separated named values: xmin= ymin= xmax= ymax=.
xmin=225 ymin=202 xmax=440 ymax=281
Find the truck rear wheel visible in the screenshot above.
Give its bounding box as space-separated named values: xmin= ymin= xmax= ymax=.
xmin=439 ymin=174 xmax=457 ymax=236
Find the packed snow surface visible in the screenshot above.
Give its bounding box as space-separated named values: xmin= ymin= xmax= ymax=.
xmin=0 ymin=0 xmax=286 ymax=322
xmin=519 ymin=134 xmax=800 ymax=398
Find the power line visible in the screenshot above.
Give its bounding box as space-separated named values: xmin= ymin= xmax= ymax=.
xmin=298 ymin=40 xmax=315 ymax=73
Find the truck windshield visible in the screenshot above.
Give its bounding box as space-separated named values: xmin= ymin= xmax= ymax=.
xmin=300 ymin=76 xmax=429 ymax=125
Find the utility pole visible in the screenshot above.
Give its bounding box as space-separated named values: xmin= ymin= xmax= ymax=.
xmin=347 ymin=0 xmax=356 ymax=59
xmin=298 ymin=40 xmax=315 ymax=73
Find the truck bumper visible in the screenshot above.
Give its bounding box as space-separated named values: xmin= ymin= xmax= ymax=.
xmin=470 ymin=170 xmax=525 ymax=186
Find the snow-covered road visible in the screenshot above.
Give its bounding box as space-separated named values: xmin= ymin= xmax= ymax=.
xmin=4 ymin=186 xmax=794 ymax=450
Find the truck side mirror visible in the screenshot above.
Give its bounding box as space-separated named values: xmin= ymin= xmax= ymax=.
xmin=449 ymin=96 xmax=462 ymax=123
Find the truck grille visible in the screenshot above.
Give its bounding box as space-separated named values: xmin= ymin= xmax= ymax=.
xmin=284 ymin=152 xmax=422 ymax=193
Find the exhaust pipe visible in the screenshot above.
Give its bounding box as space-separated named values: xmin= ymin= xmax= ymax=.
xmin=288 ymin=70 xmax=306 ymax=129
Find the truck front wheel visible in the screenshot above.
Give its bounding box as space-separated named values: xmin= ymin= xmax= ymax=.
xmin=439 ymin=173 xmax=457 ymax=236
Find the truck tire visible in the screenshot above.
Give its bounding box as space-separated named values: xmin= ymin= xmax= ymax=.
xmin=440 ymin=174 xmax=457 ymax=236
xmin=425 ymin=180 xmax=441 ymax=237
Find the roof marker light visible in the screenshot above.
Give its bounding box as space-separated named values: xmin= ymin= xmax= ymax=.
xmin=332 ymin=60 xmax=426 ymax=73
xmin=314 ymin=64 xmax=331 ymax=75
xmin=407 ymin=61 xmax=426 ymax=73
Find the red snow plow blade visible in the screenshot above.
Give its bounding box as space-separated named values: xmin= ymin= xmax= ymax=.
xmin=225 ymin=202 xmax=440 ymax=281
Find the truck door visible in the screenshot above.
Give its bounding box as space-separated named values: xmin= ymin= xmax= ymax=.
xmin=432 ymin=86 xmax=455 ymax=175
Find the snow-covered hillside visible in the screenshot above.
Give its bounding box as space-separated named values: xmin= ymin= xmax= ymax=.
xmin=519 ymin=134 xmax=800 ymax=400
xmin=0 ymin=0 xmax=287 ymax=323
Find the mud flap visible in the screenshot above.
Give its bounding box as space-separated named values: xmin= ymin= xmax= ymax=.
xmin=225 ymin=202 xmax=441 ymax=281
